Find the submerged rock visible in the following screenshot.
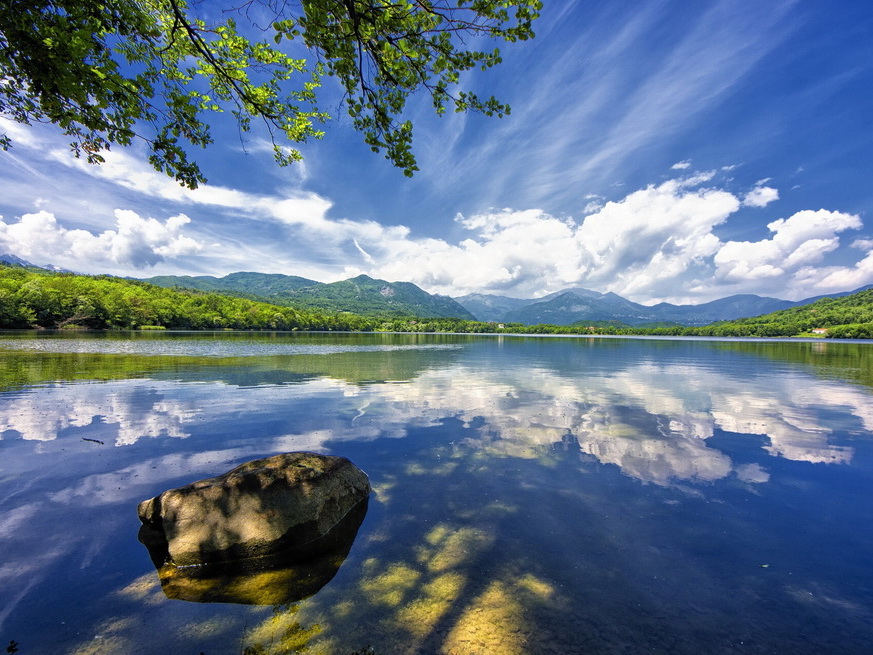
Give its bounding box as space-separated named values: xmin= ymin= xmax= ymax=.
xmin=137 ymin=452 xmax=370 ymax=568
xmin=140 ymin=496 xmax=368 ymax=604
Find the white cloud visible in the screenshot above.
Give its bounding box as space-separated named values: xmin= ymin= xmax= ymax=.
xmin=353 ymin=238 xmax=375 ymax=264
xmin=260 ymin=171 xmax=868 ymax=303
xmin=792 ymin=250 xmax=873 ymax=293
xmin=742 ymin=185 xmax=779 ymax=208
xmin=582 ymin=200 xmax=604 ymax=214
xmin=671 ymin=160 xmax=692 ymax=170
xmin=4 ymin=157 xmax=870 ymax=303
xmin=48 ymin=147 xmax=335 ymax=230
xmin=851 ymin=238 xmax=873 ymax=251
xmin=0 ymin=209 xmax=203 ymax=269
xmin=355 ymin=175 xmax=739 ymax=299
xmin=3 ymin=113 xmax=869 ymax=301
xmin=0 ymin=117 xmax=40 ymax=148
xmin=714 ymin=209 xmax=861 ymax=284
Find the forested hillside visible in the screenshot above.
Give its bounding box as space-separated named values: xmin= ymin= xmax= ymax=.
xmin=0 ymin=266 xmax=374 ymax=331
xmin=2 ymin=264 xmax=871 ymax=338
xmin=627 ymin=289 xmax=873 ymax=338
xmin=144 ymin=272 xmax=317 ymax=296
xmin=144 ymin=272 xmax=474 ymax=319
xmin=691 ymin=289 xmax=873 ymax=338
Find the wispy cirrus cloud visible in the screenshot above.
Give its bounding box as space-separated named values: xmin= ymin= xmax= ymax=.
xmin=418 ymin=0 xmax=799 ymax=211
xmin=47 ymin=147 xmax=335 ymax=230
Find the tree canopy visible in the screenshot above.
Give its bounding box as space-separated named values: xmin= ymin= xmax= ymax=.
xmin=0 ymin=0 xmax=540 ymax=187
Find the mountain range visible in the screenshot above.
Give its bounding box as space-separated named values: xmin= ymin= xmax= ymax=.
xmin=1 ymin=253 xmax=869 ymax=326
xmin=143 ymin=272 xmax=476 ymax=320
xmin=146 ymin=269 xmax=872 ymax=326
xmin=0 ymin=252 xmax=69 ymax=273
xmin=454 ymin=286 xmax=873 ymax=326
xmin=0 ymin=253 xmax=33 ymax=267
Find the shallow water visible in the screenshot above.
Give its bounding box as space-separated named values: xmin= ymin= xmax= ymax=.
xmin=1 ymin=331 xmax=872 ymax=654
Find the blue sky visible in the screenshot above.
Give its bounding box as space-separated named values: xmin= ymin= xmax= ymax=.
xmin=1 ymin=0 xmax=872 ymax=304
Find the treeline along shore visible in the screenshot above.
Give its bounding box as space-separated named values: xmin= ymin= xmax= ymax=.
xmin=1 ymin=265 xmax=872 ymax=338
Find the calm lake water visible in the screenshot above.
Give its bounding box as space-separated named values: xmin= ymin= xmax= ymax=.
xmin=1 ymin=331 xmax=872 ymax=654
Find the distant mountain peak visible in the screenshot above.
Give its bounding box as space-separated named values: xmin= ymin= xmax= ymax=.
xmin=0 ymin=253 xmax=35 ymax=267
xmin=454 ymin=285 xmax=866 ymax=326
xmin=143 ymin=271 xmax=473 ymax=319
xmin=141 ymin=270 xmax=873 ymax=327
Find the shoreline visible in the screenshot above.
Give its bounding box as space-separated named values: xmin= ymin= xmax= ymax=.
xmin=1 ymin=328 xmax=870 ymax=345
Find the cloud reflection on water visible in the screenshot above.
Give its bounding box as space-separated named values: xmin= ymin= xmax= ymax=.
xmin=337 ymin=361 xmax=864 ymax=486
xmin=0 ymin=379 xmax=199 ymax=445
xmin=1 ymin=357 xmax=866 ymax=488
xmin=1 ymin=339 xmax=872 ymax=652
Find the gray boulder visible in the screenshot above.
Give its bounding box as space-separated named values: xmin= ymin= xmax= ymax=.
xmin=140 ymin=497 xmax=368 ymax=605
xmin=137 ymin=452 xmax=370 ymax=567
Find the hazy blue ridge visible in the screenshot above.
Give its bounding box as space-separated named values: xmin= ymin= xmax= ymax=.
xmin=452 ymin=293 xmax=530 ymax=322
xmin=0 ymin=253 xmax=71 ymax=273
xmin=458 ymin=285 xmax=873 ymax=326
xmin=501 ymin=292 xmax=652 ymax=326
xmin=0 ymin=253 xmax=34 ymax=267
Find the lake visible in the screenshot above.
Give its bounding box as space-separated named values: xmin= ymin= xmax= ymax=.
xmin=1 ymin=331 xmax=872 ymax=654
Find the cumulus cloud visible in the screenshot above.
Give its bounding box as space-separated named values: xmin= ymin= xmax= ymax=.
xmin=0 ymin=209 xmax=203 ymax=269
xmin=791 ymin=250 xmax=873 ymax=293
xmin=355 ymin=175 xmax=740 ymax=299
xmin=671 ymin=160 xmax=692 ymax=170
xmin=327 ymin=170 xmax=873 ymax=303
xmin=852 ymin=238 xmax=873 ymax=251
xmin=714 ymin=209 xmax=861 ymax=283
xmin=306 ymin=171 xmax=873 ymax=303
xmin=742 ymin=184 xmax=779 ymax=208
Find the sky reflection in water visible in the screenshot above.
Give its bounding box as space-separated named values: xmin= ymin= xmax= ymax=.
xmin=0 ymin=333 xmax=871 ymax=654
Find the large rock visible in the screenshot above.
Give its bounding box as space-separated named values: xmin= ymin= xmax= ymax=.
xmin=137 ymin=452 xmax=370 ymax=567
xmin=140 ymin=497 xmax=368 ymax=605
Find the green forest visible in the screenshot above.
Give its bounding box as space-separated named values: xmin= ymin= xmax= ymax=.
xmin=0 ymin=265 xmax=375 ymax=331
xmin=144 ymin=272 xmax=476 ymax=319
xmin=1 ymin=264 xmax=872 ymax=338
xmin=627 ymin=290 xmax=873 ymax=339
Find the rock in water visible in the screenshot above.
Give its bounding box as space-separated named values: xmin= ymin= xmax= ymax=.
xmin=140 ymin=496 xmax=368 ymax=604
xmin=137 ymin=452 xmax=370 ymax=567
